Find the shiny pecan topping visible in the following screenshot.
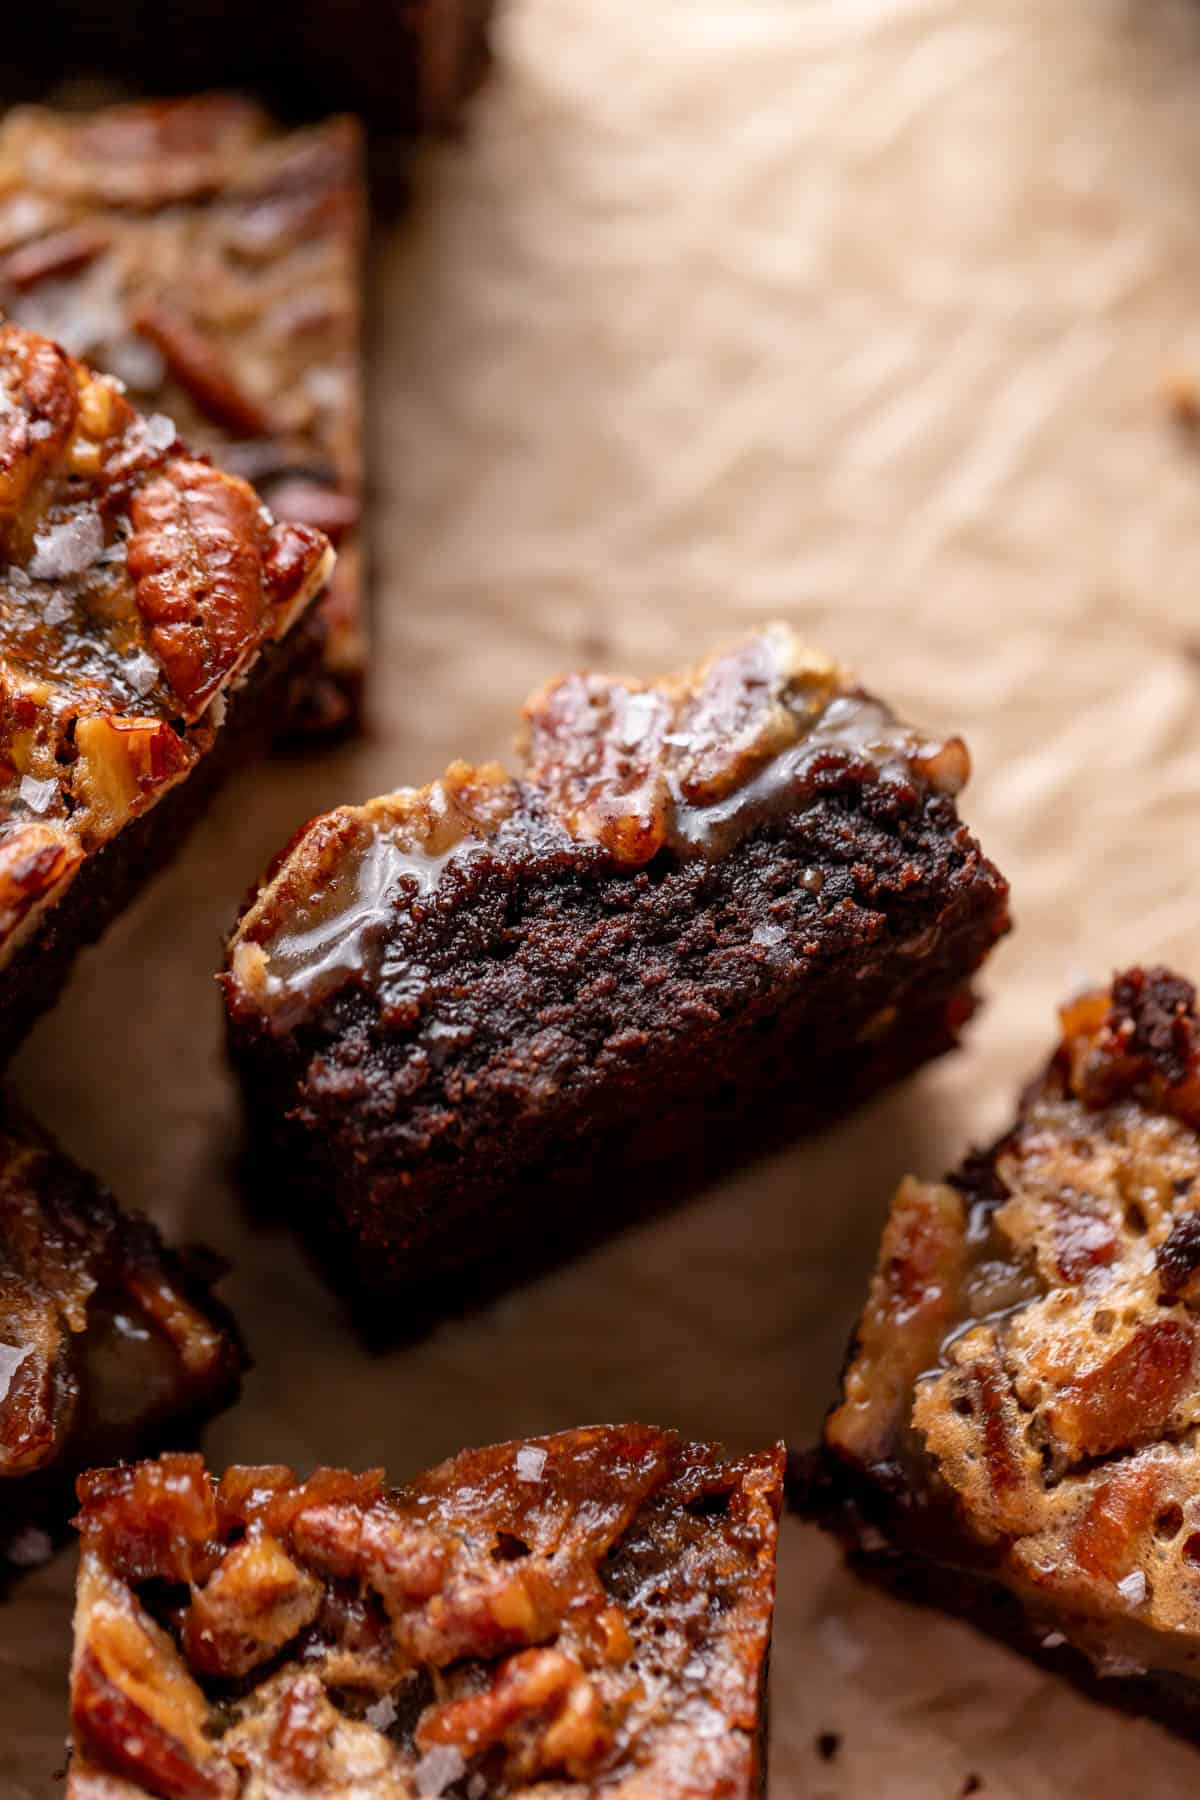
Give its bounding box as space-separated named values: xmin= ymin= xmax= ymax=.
xmin=0 ymin=824 xmax=83 ymax=947
xmin=0 ymin=325 xmax=78 ymax=537
xmin=132 ymin=300 xmax=275 ymax=439
xmin=71 ymin=1559 xmax=235 ymax=1800
xmin=71 ymin=714 xmax=192 ymax=846
xmin=127 ymin=458 xmax=291 ymax=720
xmin=70 ymin=1432 xmax=783 ymax=1797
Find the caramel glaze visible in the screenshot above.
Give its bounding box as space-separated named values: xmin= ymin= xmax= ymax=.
xmin=229 ymin=625 xmax=970 ymax=1025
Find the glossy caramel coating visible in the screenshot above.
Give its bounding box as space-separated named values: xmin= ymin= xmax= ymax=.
xmin=0 ymin=320 xmax=332 ymax=977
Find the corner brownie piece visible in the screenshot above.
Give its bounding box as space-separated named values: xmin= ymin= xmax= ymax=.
xmin=808 ymin=967 xmax=1200 ymax=1737
xmin=223 ymin=624 xmax=1009 ymax=1314
xmin=67 ymin=1428 xmax=783 ymax=1797
xmin=0 ymin=321 xmax=332 ymax=1062
xmin=0 ymin=96 xmax=364 ymax=735
xmin=0 ymin=1095 xmax=243 ymax=1578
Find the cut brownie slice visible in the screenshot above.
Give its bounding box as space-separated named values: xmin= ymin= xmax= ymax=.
xmin=67 ymin=1429 xmax=783 ymax=1799
xmin=0 ymin=95 xmax=364 ymax=735
xmin=0 ymin=1094 xmax=243 ymax=1579
xmin=223 ymin=624 xmax=1009 ymax=1318
xmin=807 ymin=967 xmax=1200 ymax=1739
xmin=0 ymin=321 xmax=332 ymax=1062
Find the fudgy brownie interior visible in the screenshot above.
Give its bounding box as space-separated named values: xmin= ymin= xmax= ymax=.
xmin=225 ymin=625 xmax=1009 ymax=1317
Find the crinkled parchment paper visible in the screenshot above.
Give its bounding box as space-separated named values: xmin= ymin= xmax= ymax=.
xmin=10 ymin=0 xmax=1200 ymax=1791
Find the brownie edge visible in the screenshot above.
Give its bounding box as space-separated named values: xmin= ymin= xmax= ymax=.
xmin=803 ymin=966 xmax=1200 ymax=1741
xmin=224 ymin=624 xmax=1010 ymax=1322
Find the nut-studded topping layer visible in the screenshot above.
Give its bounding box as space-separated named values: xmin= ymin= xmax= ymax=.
xmin=0 ymin=321 xmax=333 ymax=964
xmin=0 ymin=97 xmax=364 ymax=736
xmin=0 ymin=96 xmax=269 ymax=211
xmin=227 ymin=624 xmax=969 ymax=1020
xmin=69 ymin=1431 xmax=783 ymax=1799
xmin=522 ymin=623 xmax=968 ymax=865
xmin=828 ymin=967 xmax=1200 ymax=1670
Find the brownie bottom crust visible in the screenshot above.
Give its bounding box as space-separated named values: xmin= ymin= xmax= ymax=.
xmin=231 ymin=781 xmax=1008 ymax=1332
xmin=0 ymin=613 xmax=323 ymax=1067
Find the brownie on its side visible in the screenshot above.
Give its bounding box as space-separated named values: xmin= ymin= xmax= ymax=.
xmin=0 ymin=1096 xmax=243 ymax=1579
xmin=805 ymin=967 xmax=1200 ymax=1739
xmin=68 ymin=1428 xmax=784 ymax=1797
xmin=0 ymin=95 xmax=365 ymax=736
xmin=223 ymin=624 xmax=1010 ymax=1316
xmin=0 ymin=321 xmax=332 ymax=1063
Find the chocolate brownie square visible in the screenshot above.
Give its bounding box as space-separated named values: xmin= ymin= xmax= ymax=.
xmin=223 ymin=624 xmax=1009 ymax=1318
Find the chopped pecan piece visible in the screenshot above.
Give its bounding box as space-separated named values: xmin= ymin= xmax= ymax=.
xmin=0 ymin=224 xmax=109 ymax=292
xmin=1048 ymin=1319 xmax=1195 ymax=1463
xmin=523 ymin=671 xmax=674 ymax=866
xmin=0 ymin=326 xmax=78 ymax=537
xmin=132 ymin=301 xmax=275 ymax=439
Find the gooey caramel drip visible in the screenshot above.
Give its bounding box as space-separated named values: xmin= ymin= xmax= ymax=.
xmin=232 ymin=625 xmax=970 ymax=1018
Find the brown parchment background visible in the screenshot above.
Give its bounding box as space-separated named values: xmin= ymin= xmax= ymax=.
xmin=11 ymin=0 xmax=1200 ymax=1790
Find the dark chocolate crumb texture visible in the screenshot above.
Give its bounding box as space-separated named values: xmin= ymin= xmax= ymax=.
xmin=0 ymin=1095 xmax=243 ymax=1578
xmin=807 ymin=967 xmax=1200 ymax=1732
xmin=0 ymin=320 xmax=332 ymax=1060
xmin=223 ymin=625 xmax=1009 ymax=1315
xmin=67 ymin=1428 xmax=783 ymax=1798
xmin=0 ymin=96 xmax=365 ymax=736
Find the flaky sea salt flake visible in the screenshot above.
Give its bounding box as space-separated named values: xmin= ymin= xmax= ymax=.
xmin=515 ymin=1445 xmax=548 ymax=1483
xmin=125 ymin=651 xmax=160 ymax=696
xmin=414 ymin=1746 xmax=466 ymax=1796
xmin=364 ymin=1693 xmax=398 ymax=1732
xmin=1118 ymin=1569 xmax=1148 ymax=1607
xmin=30 ymin=511 xmax=104 ymax=580
xmin=18 ymin=774 xmax=57 ymax=814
